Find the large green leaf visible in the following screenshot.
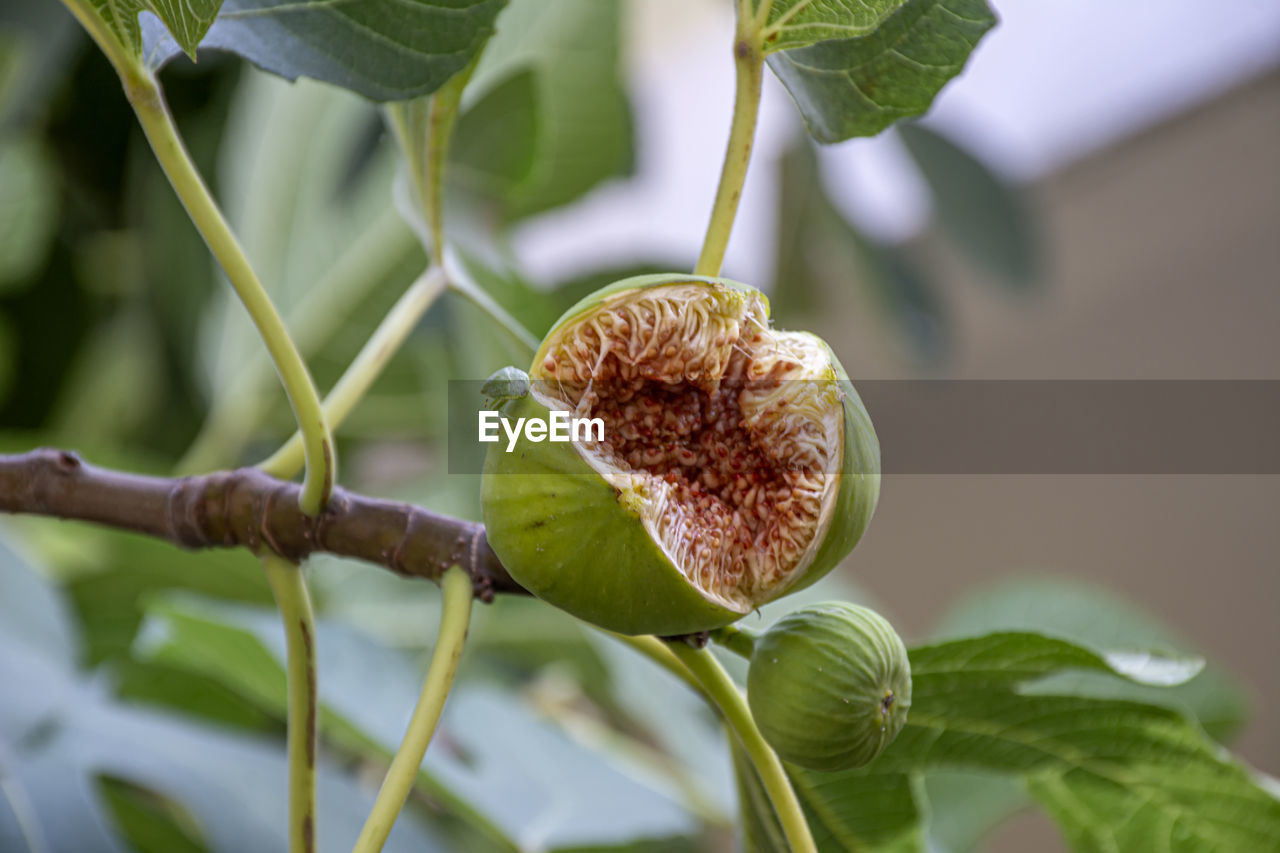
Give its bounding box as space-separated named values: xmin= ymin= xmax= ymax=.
xmin=139 ymin=0 xmax=507 ymax=101
xmin=452 ymin=0 xmax=632 ymax=219
xmin=768 ymin=0 xmax=996 ymax=142
xmin=733 ymin=630 xmax=1272 ymax=853
xmin=922 ymin=770 xmax=1028 ymax=853
xmin=762 ymin=0 xmax=907 ymax=53
xmin=933 ymin=576 xmax=1250 ymax=741
xmin=879 ymin=633 xmax=1280 ymax=851
xmin=1026 ymin=768 xmax=1274 ymax=853
xmin=789 ymin=767 xmax=926 ymax=852
xmin=897 ymin=123 xmax=1039 ymax=288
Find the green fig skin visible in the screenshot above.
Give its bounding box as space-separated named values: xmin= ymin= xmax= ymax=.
xmin=747 ymin=602 xmax=911 ymax=772
xmin=480 ymin=273 xmax=880 ymax=636
xmin=481 ymin=390 xmax=742 ymax=636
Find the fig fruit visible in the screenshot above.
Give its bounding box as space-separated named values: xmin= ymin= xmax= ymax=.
xmin=747 ymin=602 xmax=910 ymax=771
xmin=480 ymin=274 xmax=879 ymax=635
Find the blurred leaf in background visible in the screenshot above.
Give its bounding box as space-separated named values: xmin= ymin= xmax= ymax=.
xmin=0 ymin=527 xmax=447 ymax=853
xmin=134 ymin=592 xmax=707 ymax=851
xmin=0 ymin=29 xmax=238 ymax=454
xmin=187 ymin=71 xmax=425 ymax=470
xmin=772 ymin=117 xmax=1042 ymax=363
xmin=898 ymin=123 xmax=1040 ymax=290
xmin=773 ymin=136 xmax=949 ymax=363
xmin=0 ymin=1 xmax=79 ymax=128
xmin=0 ymin=134 xmax=58 ymax=292
xmin=453 ymin=0 xmax=633 ymax=222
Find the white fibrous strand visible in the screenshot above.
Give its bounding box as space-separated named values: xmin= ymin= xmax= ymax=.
xmin=535 ymin=284 xmax=840 ymax=608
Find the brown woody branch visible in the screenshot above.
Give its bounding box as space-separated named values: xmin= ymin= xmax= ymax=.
xmin=0 ymin=448 xmax=526 ymax=600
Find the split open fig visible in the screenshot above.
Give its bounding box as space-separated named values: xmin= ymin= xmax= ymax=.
xmin=480 ymin=274 xmax=880 ymax=635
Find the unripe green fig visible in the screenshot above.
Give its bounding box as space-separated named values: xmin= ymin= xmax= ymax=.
xmin=747 ymin=601 xmax=911 ymax=771
xmin=480 ymin=274 xmax=879 ymax=635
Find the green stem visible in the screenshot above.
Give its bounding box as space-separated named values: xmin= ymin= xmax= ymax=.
xmin=385 ymin=101 xmax=430 ymax=234
xmin=261 ymin=555 xmax=319 ymax=853
xmin=353 ymin=566 xmax=473 ymax=853
xmin=694 ymin=11 xmax=765 ymax=278
xmin=424 ymin=62 xmax=476 ymax=267
xmin=130 ymin=84 xmax=334 ymax=514
xmin=605 ymin=633 xmax=707 ymax=698
xmin=666 ymin=642 xmax=816 ymax=853
xmin=448 ymin=272 xmax=540 ymax=357
xmin=387 ymin=57 xmax=479 ymax=267
xmin=709 ymin=624 xmax=758 ymax=660
xmin=258 ymin=266 xmax=447 ymax=479
xmin=61 ymin=0 xmax=335 ymax=514
xmin=388 ymin=61 xmax=537 ymax=359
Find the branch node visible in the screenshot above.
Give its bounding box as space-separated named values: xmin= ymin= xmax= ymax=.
xmin=260 ymin=485 xmax=285 ymax=558
xmin=55 ymin=450 xmax=83 ymax=472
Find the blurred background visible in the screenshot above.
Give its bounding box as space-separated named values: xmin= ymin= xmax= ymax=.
xmin=1 ymin=0 xmax=1278 ymax=850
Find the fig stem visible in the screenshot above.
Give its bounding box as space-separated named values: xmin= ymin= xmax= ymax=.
xmin=606 ymin=633 xmax=709 ymax=698
xmin=385 ymin=56 xmax=478 ymax=268
xmin=262 ymin=555 xmax=319 ymax=853
xmin=694 ymin=6 xmax=765 ymax=277
xmin=710 ymin=624 xmax=759 ymax=660
xmin=56 ymin=0 xmax=139 ymax=87
xmin=354 ymin=566 xmax=473 ymax=853
xmin=447 ymin=257 xmax=541 ymax=356
xmin=424 ymin=61 xmax=476 ymax=267
xmin=259 ymin=266 xmax=449 ymax=479
xmin=667 ymin=643 xmax=817 ymax=853
xmin=102 ymin=54 xmax=336 ymax=516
